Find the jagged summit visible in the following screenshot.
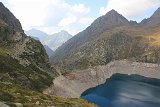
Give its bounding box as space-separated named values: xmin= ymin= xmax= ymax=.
xmin=91 ymin=9 xmax=129 ymax=29
xmin=106 ymin=9 xmax=129 ymax=24
xmin=0 ymin=2 xmax=4 ymax=6
xmin=107 ymin=9 xmax=118 ymax=14
xmin=0 ymin=2 xmax=23 ymax=32
xmin=151 ymin=7 xmax=160 ymax=18
xmin=140 ymin=7 xmax=160 ymax=25
xmin=60 ymin=30 xmax=68 ymax=33
xmin=45 ymin=30 xmax=72 ymax=51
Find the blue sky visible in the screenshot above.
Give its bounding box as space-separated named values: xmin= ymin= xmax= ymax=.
xmin=2 ymin=0 xmax=160 ymax=35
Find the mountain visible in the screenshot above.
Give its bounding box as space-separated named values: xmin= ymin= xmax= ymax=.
xmin=51 ymin=8 xmax=160 ymax=71
xmin=44 ymin=45 xmax=54 ymax=57
xmin=53 ymin=10 xmax=129 ymax=53
xmin=140 ymin=7 xmax=160 ymax=26
xmin=25 ymin=29 xmax=72 ymax=56
xmin=0 ymin=0 xmax=56 ymax=96
xmin=25 ymin=29 xmax=72 ymax=51
xmin=0 ymin=2 xmax=22 ymax=32
xmin=43 ymin=30 xmax=72 ymax=51
xmin=25 ymin=28 xmax=48 ymax=41
xmin=0 ymin=2 xmax=94 ymax=107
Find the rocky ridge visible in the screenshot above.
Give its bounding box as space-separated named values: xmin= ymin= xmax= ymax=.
xmin=0 ymin=2 xmax=22 ymax=32
xmin=51 ymin=7 xmax=160 ymax=71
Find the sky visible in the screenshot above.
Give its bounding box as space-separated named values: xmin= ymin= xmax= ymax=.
xmin=1 ymin=0 xmax=160 ymax=35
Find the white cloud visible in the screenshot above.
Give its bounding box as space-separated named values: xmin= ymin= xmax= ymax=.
xmin=55 ymin=4 xmax=90 ymax=27
xmin=72 ymin=4 xmax=90 ymax=15
xmin=79 ymin=17 xmax=94 ymax=25
xmin=100 ymin=0 xmax=160 ymax=19
xmin=3 ymin=0 xmax=92 ymax=35
xmin=6 ymin=0 xmax=49 ymax=29
xmin=58 ymin=14 xmax=77 ymax=27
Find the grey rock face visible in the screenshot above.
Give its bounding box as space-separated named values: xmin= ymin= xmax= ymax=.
xmin=0 ymin=2 xmax=23 ymax=32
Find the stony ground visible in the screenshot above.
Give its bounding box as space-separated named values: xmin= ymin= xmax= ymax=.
xmin=44 ymin=60 xmax=160 ymax=98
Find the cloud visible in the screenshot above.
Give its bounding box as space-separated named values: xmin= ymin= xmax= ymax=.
xmin=100 ymin=0 xmax=160 ymax=19
xmin=44 ymin=2 xmax=90 ymax=26
xmin=72 ymin=4 xmax=90 ymax=15
xmin=58 ymin=14 xmax=77 ymax=27
xmin=5 ymin=0 xmax=48 ymax=28
xmin=4 ymin=0 xmax=92 ymax=35
xmin=79 ymin=17 xmax=94 ymax=25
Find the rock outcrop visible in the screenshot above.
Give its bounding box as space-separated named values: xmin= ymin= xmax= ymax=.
xmin=0 ymin=102 xmax=10 ymax=107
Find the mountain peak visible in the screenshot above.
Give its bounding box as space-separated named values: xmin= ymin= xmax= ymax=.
xmin=107 ymin=9 xmax=118 ymax=14
xmin=0 ymin=2 xmax=23 ymax=32
xmin=0 ymin=2 xmax=4 ymax=6
xmin=60 ymin=30 xmax=68 ymax=33
xmin=97 ymin=9 xmax=129 ymax=26
xmin=91 ymin=9 xmax=129 ymax=29
xmin=151 ymin=7 xmax=160 ymax=18
xmin=141 ymin=7 xmax=160 ymax=25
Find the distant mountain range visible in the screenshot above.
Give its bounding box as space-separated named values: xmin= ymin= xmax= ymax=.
xmin=51 ymin=7 xmax=160 ymax=71
xmin=43 ymin=30 xmax=72 ymax=51
xmin=25 ymin=28 xmax=48 ymax=41
xmin=25 ymin=29 xmax=72 ymax=56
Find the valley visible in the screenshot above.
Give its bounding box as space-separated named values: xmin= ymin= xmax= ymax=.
xmin=0 ymin=1 xmax=160 ymax=107
xmin=0 ymin=2 xmax=95 ymax=107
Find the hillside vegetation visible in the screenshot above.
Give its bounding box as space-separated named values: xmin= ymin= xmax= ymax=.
xmin=0 ymin=2 xmax=95 ymax=107
xmin=51 ymin=8 xmax=160 ymax=72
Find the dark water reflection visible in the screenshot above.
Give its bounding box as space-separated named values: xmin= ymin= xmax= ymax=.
xmin=81 ymin=74 xmax=160 ymax=107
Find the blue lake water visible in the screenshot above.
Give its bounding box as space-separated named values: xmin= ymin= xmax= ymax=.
xmin=81 ymin=74 xmax=160 ymax=107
